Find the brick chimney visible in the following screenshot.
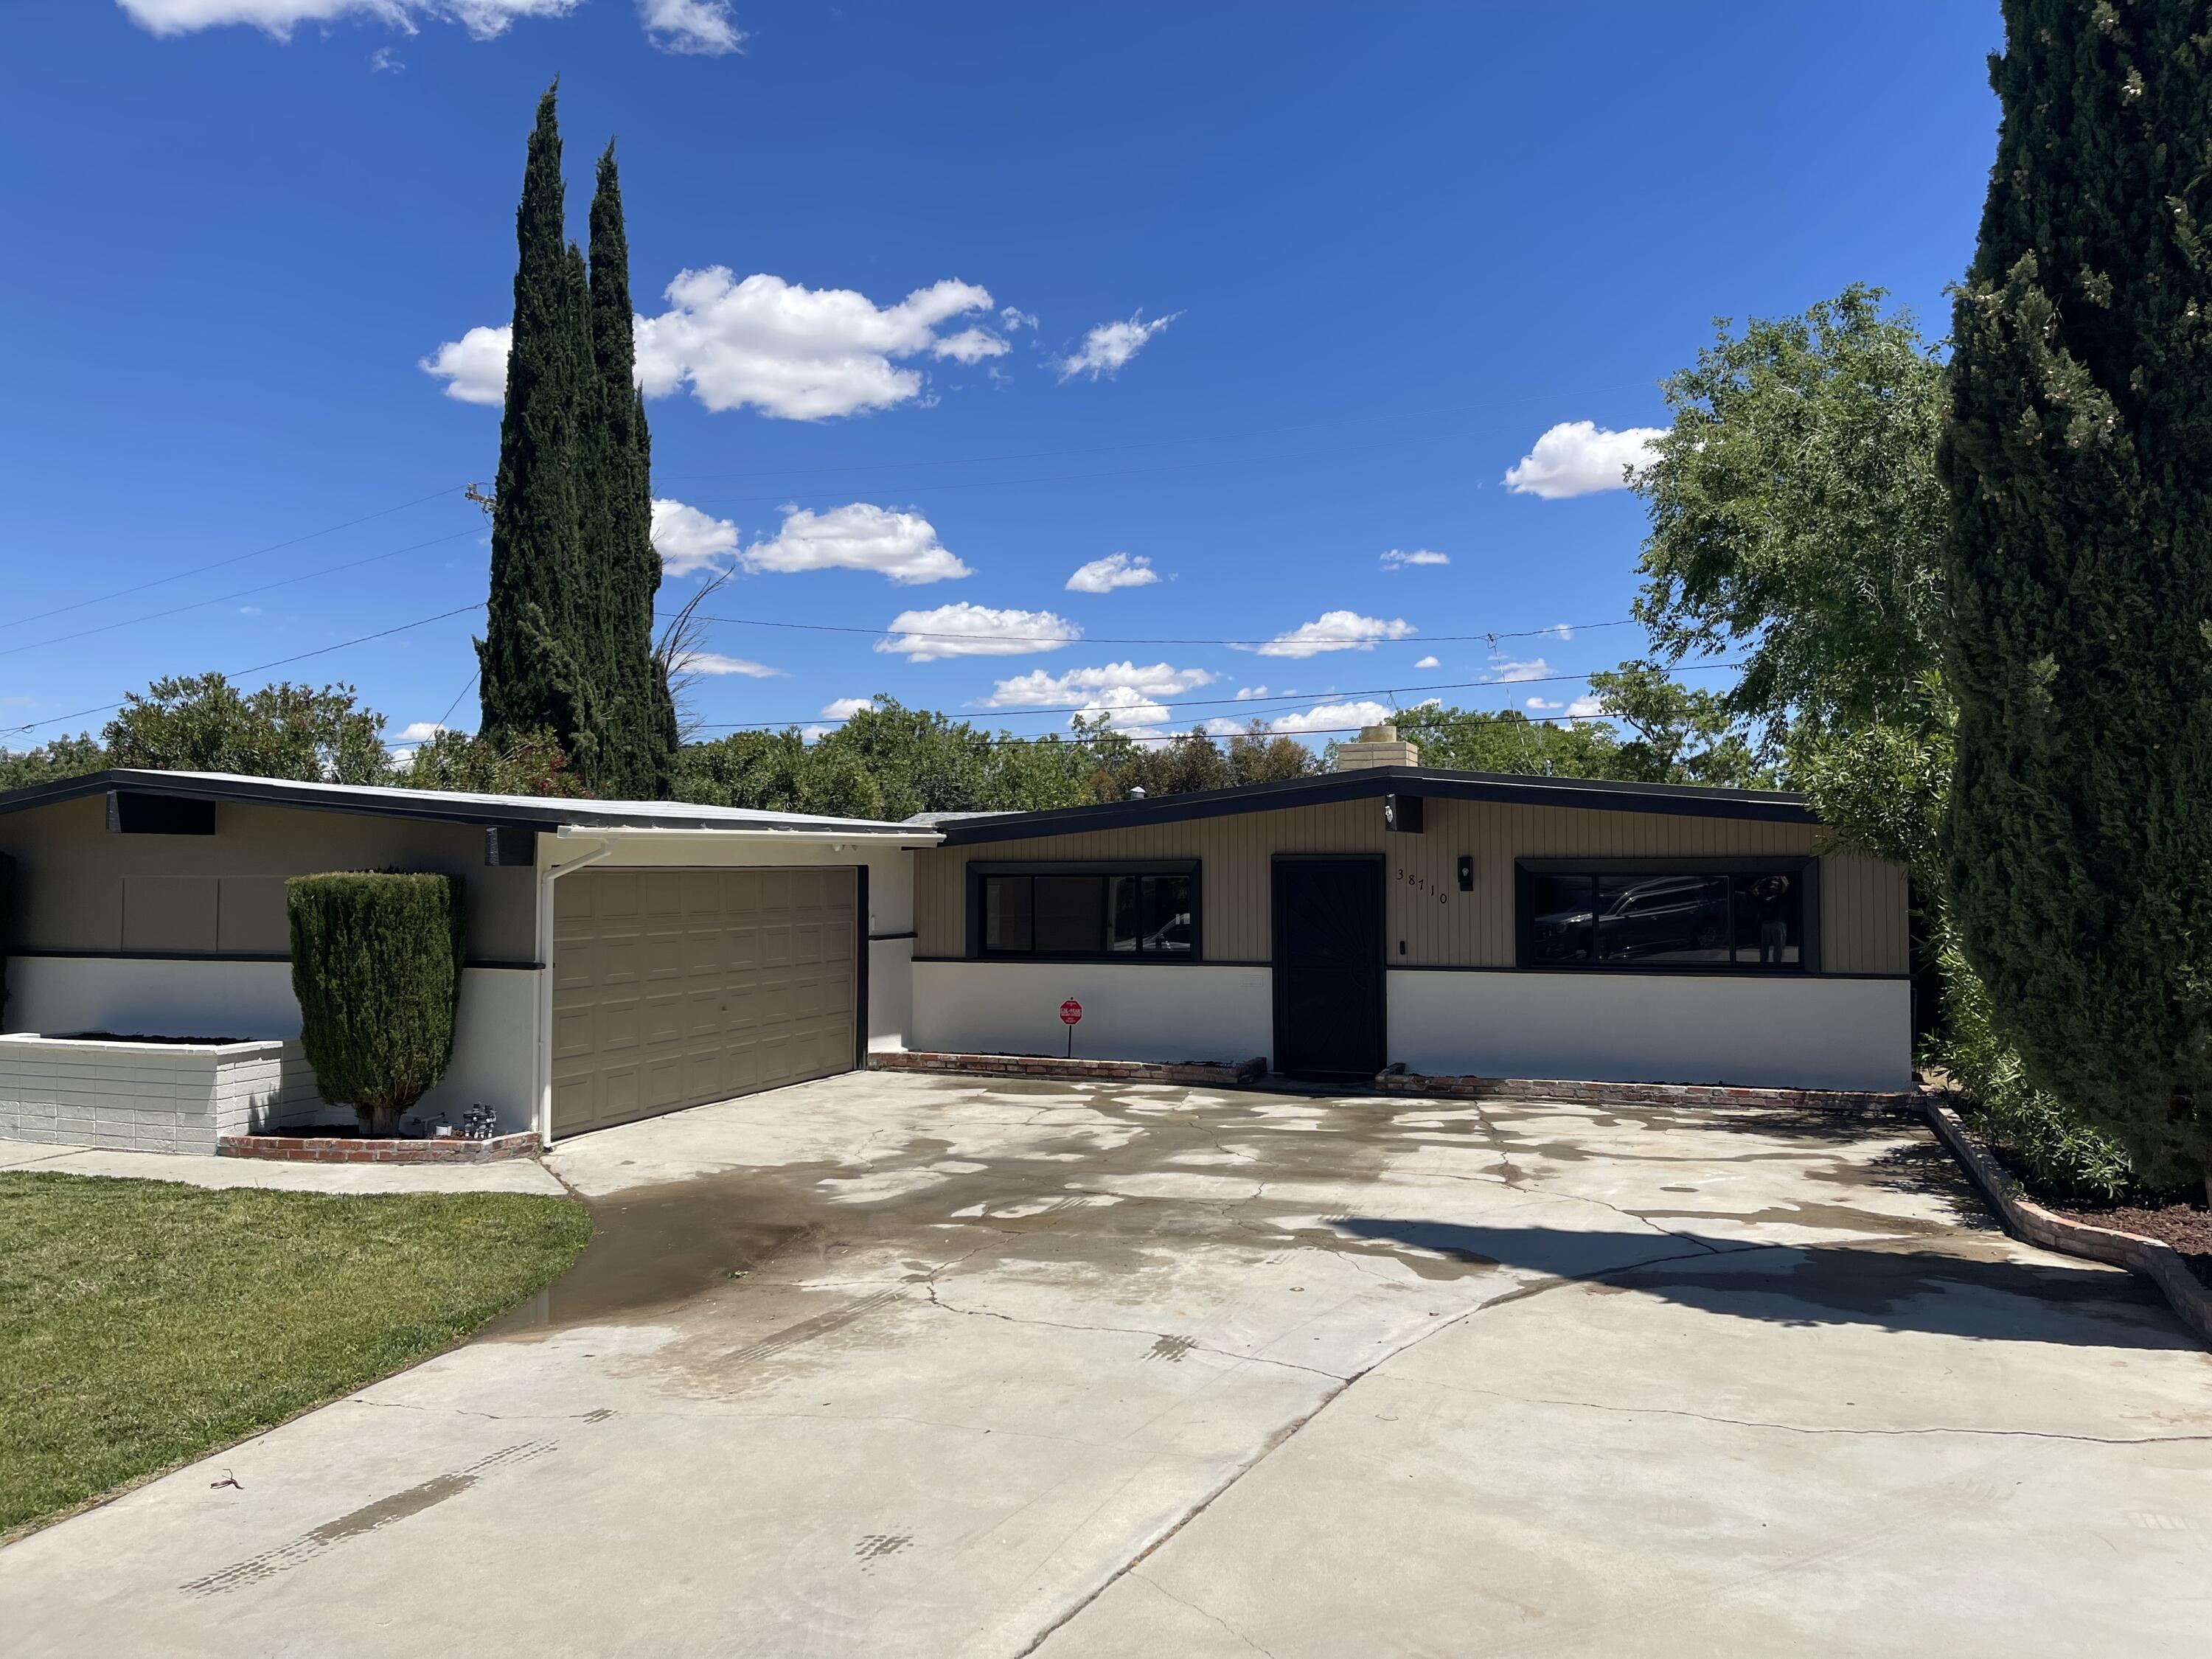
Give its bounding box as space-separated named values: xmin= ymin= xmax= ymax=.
xmin=1334 ymin=723 xmax=1420 ymax=771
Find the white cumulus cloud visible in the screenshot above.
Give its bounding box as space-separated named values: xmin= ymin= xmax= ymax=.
xmin=741 ymin=502 xmax=969 ymax=585
xmin=1413 ymin=655 xmax=1440 ymax=669
xmin=639 ymin=0 xmax=742 ymax=54
xmin=1565 ymin=694 xmax=1605 ymax=719
xmin=429 ymin=274 xmax=1015 ymax=421
xmin=819 ymin=697 xmax=876 ymax=721
xmin=1057 ymin=310 xmax=1180 ymax=380
xmin=1526 ymin=698 xmax=1563 ymax=712
xmin=119 ymin=0 xmax=580 ymax=41
xmin=1486 ymin=657 xmax=1555 ymax=683
xmin=876 ymin=603 xmax=1079 ymax=661
xmin=669 ymin=651 xmax=781 ymax=678
xmin=419 ymin=324 xmax=509 ymax=406
xmin=1248 ymin=611 xmax=1416 ymax=659
xmin=984 ymin=661 xmax=1214 ymax=731
xmin=1503 ymin=420 xmax=1664 ymax=499
xmin=650 ymin=498 xmax=740 ymax=576
xmin=634 ymin=270 xmax=1001 ymax=420
xmin=1380 ymin=548 xmax=1449 ymax=570
xmin=1271 ymin=699 xmax=1398 ymax=736
xmin=1064 ymin=552 xmax=1159 ymax=594
xmin=395 ymin=721 xmax=450 ymax=743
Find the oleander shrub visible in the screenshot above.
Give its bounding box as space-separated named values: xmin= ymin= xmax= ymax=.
xmin=288 ymin=873 xmax=465 ymax=1137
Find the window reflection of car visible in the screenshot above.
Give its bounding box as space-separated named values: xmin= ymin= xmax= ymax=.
xmin=1532 ymin=899 xmax=1598 ymax=961
xmin=1595 ymin=877 xmax=1730 ymax=960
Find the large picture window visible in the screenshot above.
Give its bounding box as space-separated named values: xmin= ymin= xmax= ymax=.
xmin=974 ymin=865 xmax=1196 ymax=960
xmin=1519 ymin=863 xmax=1811 ymax=972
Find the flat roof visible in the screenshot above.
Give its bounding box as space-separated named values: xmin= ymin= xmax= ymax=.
xmin=0 ymin=770 xmax=939 ymax=844
xmin=927 ymin=764 xmax=1818 ymax=846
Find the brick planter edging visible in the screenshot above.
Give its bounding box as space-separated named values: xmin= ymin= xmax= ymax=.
xmin=1371 ymin=1071 xmax=1926 ymax=1114
xmin=868 ymin=1051 xmax=1267 ymax=1088
xmin=1919 ymin=1096 xmax=2212 ymax=1349
xmin=217 ymin=1130 xmax=542 ymax=1164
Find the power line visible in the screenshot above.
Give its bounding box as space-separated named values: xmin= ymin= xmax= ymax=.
xmin=1 ymin=484 xmax=466 ymax=633
xmin=0 ymin=525 xmax=485 ymax=661
xmin=653 ymin=404 xmax=1472 ymax=484
xmin=675 ymin=613 xmax=1642 ymax=650
xmin=686 ymin=662 xmax=1746 ymax=734
xmin=1 ymin=603 xmax=486 ymax=739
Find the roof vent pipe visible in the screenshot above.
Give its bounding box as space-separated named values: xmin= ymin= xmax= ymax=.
xmin=1128 ymin=786 xmax=1147 ymax=799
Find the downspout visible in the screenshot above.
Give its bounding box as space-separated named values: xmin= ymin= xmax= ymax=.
xmin=534 ymin=833 xmax=615 ymax=1150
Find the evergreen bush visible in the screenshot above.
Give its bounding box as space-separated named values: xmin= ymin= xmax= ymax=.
xmin=287 ymin=873 xmax=465 ymax=1137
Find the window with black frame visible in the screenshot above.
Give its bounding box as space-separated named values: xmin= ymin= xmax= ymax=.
xmin=1522 ymin=867 xmax=1806 ymax=970
xmin=978 ymin=870 xmax=1194 ymax=959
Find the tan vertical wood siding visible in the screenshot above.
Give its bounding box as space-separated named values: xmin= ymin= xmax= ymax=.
xmin=914 ymin=796 xmax=1909 ymax=976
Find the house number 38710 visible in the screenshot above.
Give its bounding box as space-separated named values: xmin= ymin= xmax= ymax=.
xmin=1396 ymin=866 xmax=1449 ymax=905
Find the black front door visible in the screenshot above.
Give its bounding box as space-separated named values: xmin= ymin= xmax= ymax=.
xmin=1272 ymin=858 xmax=1385 ymax=1079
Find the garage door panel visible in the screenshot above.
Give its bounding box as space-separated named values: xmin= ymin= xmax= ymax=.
xmin=553 ymin=864 xmax=857 ymax=1136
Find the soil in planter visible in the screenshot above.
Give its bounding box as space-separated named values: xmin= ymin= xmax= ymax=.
xmin=2045 ymin=1200 xmax=2212 ymax=1290
xmin=57 ymin=1031 xmax=248 ymax=1046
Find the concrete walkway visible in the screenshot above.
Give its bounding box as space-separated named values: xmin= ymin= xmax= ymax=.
xmin=0 ymin=1136 xmax=565 ymax=1195
xmin=2 ymin=1071 xmax=2207 ymax=1656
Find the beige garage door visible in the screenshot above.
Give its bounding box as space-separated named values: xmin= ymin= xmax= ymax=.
xmin=552 ymin=866 xmax=858 ymax=1137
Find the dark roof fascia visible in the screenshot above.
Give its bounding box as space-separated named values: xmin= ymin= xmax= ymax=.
xmin=0 ymin=771 xmax=907 ymax=838
xmin=0 ymin=771 xmax=557 ymax=833
xmin=931 ymin=765 xmax=1816 ymax=846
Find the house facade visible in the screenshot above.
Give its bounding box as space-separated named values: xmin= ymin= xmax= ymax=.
xmin=0 ymin=755 xmax=1913 ymax=1154
xmin=907 ymin=763 xmax=1911 ymax=1092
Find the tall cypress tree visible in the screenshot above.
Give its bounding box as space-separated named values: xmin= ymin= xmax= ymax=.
xmin=478 ymin=83 xmax=601 ymax=780
xmin=584 ymin=142 xmax=677 ymax=799
xmin=1939 ymin=1 xmax=2212 ymax=1196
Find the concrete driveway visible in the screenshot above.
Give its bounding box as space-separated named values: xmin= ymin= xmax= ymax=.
xmin=4 ymin=1071 xmax=2208 ymax=1657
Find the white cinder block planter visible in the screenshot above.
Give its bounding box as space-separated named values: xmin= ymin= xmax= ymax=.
xmin=0 ymin=1033 xmax=325 ymax=1155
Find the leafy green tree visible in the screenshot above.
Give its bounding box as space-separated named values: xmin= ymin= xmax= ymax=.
xmin=1940 ymin=0 xmax=2212 ymax=1197
xmin=102 ymin=675 xmax=387 ymax=783
xmin=0 ymin=734 xmax=105 ymax=794
xmin=390 ymin=726 xmax=582 ymax=798
xmin=582 ymin=141 xmax=675 ymax=799
xmin=1388 ymin=705 xmax=1623 ymax=777
xmin=1632 ymin=285 xmax=1950 ymax=869
xmin=476 ymin=83 xmax=603 ymax=787
xmin=1582 ymin=662 xmax=1772 ymax=788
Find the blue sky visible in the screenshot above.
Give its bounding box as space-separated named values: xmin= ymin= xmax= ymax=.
xmin=1 ymin=1 xmax=2004 ymax=759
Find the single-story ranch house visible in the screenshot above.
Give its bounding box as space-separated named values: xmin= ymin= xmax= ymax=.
xmin=0 ymin=737 xmax=1910 ymax=1152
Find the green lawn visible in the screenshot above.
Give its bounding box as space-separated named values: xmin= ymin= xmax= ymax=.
xmin=0 ymin=1172 xmax=590 ymax=1537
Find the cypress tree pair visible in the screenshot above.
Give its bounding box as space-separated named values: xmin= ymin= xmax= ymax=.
xmin=1941 ymin=1 xmax=2212 ymax=1197
xmin=478 ymin=82 xmax=674 ymax=800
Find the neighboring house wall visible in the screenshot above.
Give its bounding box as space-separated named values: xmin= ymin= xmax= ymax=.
xmin=1 ymin=794 xmax=543 ymax=1133
xmin=909 ymin=793 xmax=1913 ymax=1090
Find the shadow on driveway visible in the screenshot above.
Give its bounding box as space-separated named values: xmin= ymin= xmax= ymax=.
xmin=1330 ymin=1218 xmax=2196 ymax=1349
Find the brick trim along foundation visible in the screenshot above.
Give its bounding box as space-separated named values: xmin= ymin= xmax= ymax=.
xmin=216 ymin=1130 xmax=542 ymax=1164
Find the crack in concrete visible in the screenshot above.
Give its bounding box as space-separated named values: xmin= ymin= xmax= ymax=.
xmin=1130 ymin=1568 xmax=1279 ymax=1656
xmin=917 ymin=1282 xmax=1348 ymax=1382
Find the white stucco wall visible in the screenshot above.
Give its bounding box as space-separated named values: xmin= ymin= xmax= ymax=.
xmin=1385 ymin=970 xmax=1912 ymax=1092
xmin=868 ymin=936 xmax=916 ymax=1054
xmin=4 ymin=957 xmax=541 ymax=1133
xmin=912 ymin=961 xmax=1272 ymax=1066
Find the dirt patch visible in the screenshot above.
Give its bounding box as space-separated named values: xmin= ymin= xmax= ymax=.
xmin=2046 ymin=1200 xmax=2212 ymax=1288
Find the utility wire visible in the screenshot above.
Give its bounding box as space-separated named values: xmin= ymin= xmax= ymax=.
xmin=1 ymin=484 xmax=467 ymax=633
xmin=0 ymin=525 xmax=485 ymax=661
xmin=1 ymin=603 xmax=486 ymax=739
xmin=686 ymin=662 xmax=1745 ymax=734
xmin=672 ymin=613 xmax=1641 ymax=649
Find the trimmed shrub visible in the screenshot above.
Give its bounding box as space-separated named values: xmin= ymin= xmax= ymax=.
xmin=288 ymin=872 xmax=465 ymax=1137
